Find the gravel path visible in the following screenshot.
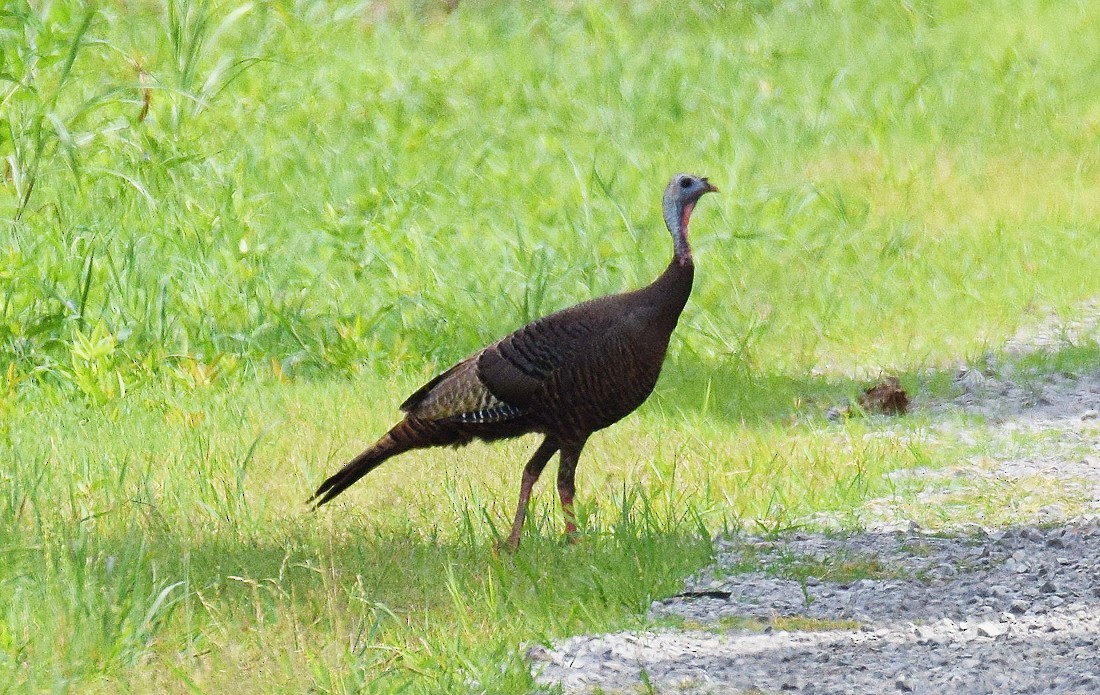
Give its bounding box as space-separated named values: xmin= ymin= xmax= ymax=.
xmin=532 ymin=522 xmax=1100 ymax=694
xmin=530 ymin=307 xmax=1100 ymax=694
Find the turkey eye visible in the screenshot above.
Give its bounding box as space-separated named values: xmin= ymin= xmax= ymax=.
xmin=679 ymin=177 xmax=692 ymax=189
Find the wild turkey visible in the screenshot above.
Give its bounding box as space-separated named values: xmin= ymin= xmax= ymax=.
xmin=310 ymin=174 xmax=718 ymax=549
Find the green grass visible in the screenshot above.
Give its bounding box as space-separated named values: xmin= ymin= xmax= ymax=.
xmin=3 ymin=0 xmax=1100 ymax=691
xmin=661 ymin=614 xmax=864 ymax=634
xmin=729 ymin=547 xmax=900 ymax=585
xmin=1 ymin=378 xmax=920 ymax=691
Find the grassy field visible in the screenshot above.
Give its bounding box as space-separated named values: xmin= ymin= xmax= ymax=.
xmin=3 ymin=0 xmax=1100 ymax=691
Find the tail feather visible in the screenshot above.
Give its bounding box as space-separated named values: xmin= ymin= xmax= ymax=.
xmin=308 ymin=418 xmax=461 ymax=508
xmin=309 ymin=429 xmax=410 ymax=508
xmin=309 ymin=445 xmax=392 ymax=508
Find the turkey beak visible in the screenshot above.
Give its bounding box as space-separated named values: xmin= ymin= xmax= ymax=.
xmin=703 ymin=180 xmax=719 ymax=193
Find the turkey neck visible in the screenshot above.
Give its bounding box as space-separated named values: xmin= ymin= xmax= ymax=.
xmin=641 ymin=254 xmax=694 ymax=333
xmin=643 ymin=194 xmax=698 ymax=331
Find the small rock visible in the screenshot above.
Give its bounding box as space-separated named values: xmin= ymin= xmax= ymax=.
xmin=1009 ymin=599 xmax=1031 ymax=614
xmin=914 ymin=626 xmax=940 ymax=644
xmin=527 ymin=645 xmax=551 ymax=661
xmin=956 ymin=368 xmax=987 ymax=394
xmin=976 ymin=622 xmax=1008 ymax=638
xmin=1083 ymin=409 xmax=1099 ymax=420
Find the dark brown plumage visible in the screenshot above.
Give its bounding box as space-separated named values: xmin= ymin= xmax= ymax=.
xmin=310 ymin=174 xmax=718 ymax=549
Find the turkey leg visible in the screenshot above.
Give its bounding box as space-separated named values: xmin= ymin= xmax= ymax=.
xmin=501 ymin=437 xmax=559 ymax=550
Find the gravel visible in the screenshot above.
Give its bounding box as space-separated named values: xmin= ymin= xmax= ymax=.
xmin=529 ymin=306 xmax=1100 ymax=694
xmin=532 ymin=521 xmax=1100 ymax=694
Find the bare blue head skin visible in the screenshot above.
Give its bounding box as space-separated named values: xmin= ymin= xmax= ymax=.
xmin=662 ymin=173 xmax=718 ymax=265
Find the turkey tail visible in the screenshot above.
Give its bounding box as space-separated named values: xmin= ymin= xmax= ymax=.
xmin=308 ymin=419 xmax=434 ymax=508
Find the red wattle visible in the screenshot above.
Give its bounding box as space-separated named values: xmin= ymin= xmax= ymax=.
xmin=679 ymin=201 xmax=696 ymax=236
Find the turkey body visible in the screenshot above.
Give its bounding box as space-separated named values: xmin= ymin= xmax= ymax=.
xmin=310 ymin=174 xmax=717 ymax=549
